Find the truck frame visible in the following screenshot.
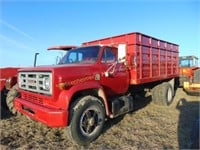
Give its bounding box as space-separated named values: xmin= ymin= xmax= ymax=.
xmin=13 ymin=32 xmax=179 ymax=145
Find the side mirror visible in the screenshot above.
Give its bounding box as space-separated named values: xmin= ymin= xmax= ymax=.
xmin=118 ymin=44 xmax=126 ymax=63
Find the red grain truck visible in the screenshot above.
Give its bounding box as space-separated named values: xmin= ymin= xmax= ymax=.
xmin=12 ymin=32 xmax=179 ymax=145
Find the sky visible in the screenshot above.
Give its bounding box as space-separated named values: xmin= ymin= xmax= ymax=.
xmin=0 ymin=0 xmax=199 ymax=67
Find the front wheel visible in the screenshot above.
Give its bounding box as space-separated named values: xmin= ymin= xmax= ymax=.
xmin=67 ymin=95 xmax=105 ymax=145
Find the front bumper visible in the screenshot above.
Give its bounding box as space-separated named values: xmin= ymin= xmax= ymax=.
xmin=14 ymin=97 xmax=68 ymax=127
xmin=183 ymin=82 xmax=200 ymax=95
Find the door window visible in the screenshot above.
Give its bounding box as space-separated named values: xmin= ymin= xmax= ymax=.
xmin=101 ymin=47 xmax=117 ymax=63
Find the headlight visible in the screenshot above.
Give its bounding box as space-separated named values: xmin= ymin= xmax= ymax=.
xmin=43 ymin=77 xmax=50 ymax=90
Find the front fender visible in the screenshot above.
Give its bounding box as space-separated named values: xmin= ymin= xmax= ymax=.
xmin=57 ymin=81 xmax=102 ymax=110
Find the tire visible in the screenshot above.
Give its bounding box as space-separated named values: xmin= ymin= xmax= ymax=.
xmin=6 ymin=84 xmax=20 ymax=115
xmin=193 ymin=69 xmax=200 ymax=83
xmin=152 ymin=82 xmax=174 ymax=106
xmin=152 ymin=84 xmax=161 ymax=104
xmin=67 ymin=95 xmax=105 ymax=145
xmin=162 ymin=83 xmax=174 ymax=105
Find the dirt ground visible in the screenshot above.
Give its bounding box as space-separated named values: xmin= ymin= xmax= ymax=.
xmin=0 ymin=88 xmax=199 ymax=149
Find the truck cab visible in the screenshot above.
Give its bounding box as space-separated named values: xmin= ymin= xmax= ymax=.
xmin=56 ymin=45 xmax=129 ymax=95
xmin=14 ymin=44 xmax=130 ymax=145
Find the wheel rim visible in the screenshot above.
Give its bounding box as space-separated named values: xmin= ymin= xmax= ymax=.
xmin=167 ymin=87 xmax=172 ymax=103
xmin=80 ymin=107 xmax=103 ymax=136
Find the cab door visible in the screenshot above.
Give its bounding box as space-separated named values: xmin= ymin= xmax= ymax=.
xmin=99 ymin=46 xmax=129 ymax=96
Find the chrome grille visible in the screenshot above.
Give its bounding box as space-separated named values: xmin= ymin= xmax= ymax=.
xmin=18 ymin=72 xmax=52 ymax=95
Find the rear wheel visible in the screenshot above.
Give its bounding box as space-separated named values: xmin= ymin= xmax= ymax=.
xmin=67 ymin=95 xmax=105 ymax=145
xmin=152 ymin=82 xmax=174 ymax=106
xmin=164 ymin=83 xmax=173 ymax=105
xmin=152 ymin=85 xmax=161 ymax=104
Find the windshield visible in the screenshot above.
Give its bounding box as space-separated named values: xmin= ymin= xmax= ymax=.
xmin=179 ymin=58 xmax=198 ymax=67
xmin=59 ymin=46 xmax=100 ymax=64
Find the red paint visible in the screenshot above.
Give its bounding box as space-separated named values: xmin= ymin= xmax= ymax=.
xmin=0 ymin=67 xmax=19 ymax=110
xmin=83 ymin=32 xmax=179 ymax=84
xmin=14 ymin=97 xmax=68 ymax=127
xmin=0 ymin=67 xmax=19 ymax=91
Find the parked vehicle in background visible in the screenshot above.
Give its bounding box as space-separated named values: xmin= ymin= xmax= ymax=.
xmin=179 ymin=56 xmax=200 ymax=95
xmin=12 ymin=32 xmax=179 ymax=145
xmin=0 ymin=67 xmax=19 ymax=115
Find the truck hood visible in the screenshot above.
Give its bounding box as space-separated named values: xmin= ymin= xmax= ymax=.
xmin=19 ymin=64 xmax=96 ymax=72
xmin=18 ymin=64 xmax=100 ymax=83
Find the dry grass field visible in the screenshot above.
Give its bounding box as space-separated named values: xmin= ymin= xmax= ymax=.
xmin=0 ymin=88 xmax=199 ymax=149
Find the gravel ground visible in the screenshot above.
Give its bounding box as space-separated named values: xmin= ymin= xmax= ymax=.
xmin=0 ymin=88 xmax=199 ymax=149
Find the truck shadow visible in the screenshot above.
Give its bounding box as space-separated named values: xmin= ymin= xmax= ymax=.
xmin=102 ymin=94 xmax=152 ymax=134
xmin=176 ymin=98 xmax=199 ymax=149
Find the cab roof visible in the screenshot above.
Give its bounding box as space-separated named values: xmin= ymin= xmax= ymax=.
xmin=47 ymin=45 xmax=77 ymax=51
